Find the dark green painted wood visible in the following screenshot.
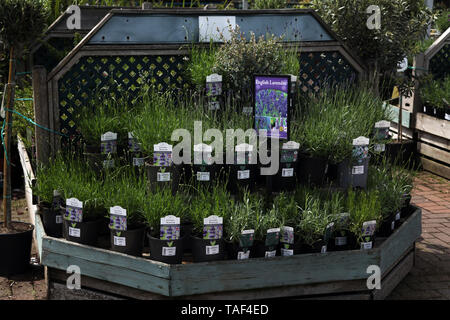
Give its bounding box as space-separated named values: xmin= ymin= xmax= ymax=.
xmin=42 ymin=237 xmax=170 ymax=278
xmin=42 ymin=251 xmax=170 ymax=296
xmin=379 ymin=207 xmax=421 ymax=273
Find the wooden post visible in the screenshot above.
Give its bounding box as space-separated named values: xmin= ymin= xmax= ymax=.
xmin=32 ymin=66 xmax=49 ymax=166
xmin=2 ymin=47 xmax=15 ymax=228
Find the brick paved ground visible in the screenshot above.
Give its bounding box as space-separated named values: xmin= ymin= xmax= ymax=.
xmin=0 ymin=192 xmax=48 ymax=300
xmin=387 ymin=172 xmax=450 ymax=300
xmin=0 ymin=172 xmax=448 ymax=300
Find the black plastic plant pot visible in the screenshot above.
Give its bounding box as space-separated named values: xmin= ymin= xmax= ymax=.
xmin=110 ymin=226 xmax=146 ymax=257
xmin=435 ymin=107 xmax=446 ymax=120
xmin=225 ymin=240 xmax=254 ymax=260
xmin=0 ymin=222 xmax=34 ymax=277
xmin=98 ymin=216 xmax=111 ymax=236
xmin=293 ymin=239 xmax=326 ymax=254
xmin=328 ymin=230 xmax=358 ymax=252
xmin=251 ymin=240 xmax=279 ymax=258
xmin=228 ymin=164 xmax=257 ymax=194
xmin=63 ymin=219 xmax=101 ymax=246
xmin=337 ymin=157 xmax=370 ymax=189
xmin=181 ymin=222 xmax=193 ymax=252
xmin=377 ymin=214 xmax=396 ymax=237
xmin=39 ymin=203 xmax=63 ymax=238
xmin=146 ymin=163 xmax=181 ymax=194
xmin=271 ymin=162 xmax=297 ymax=193
xmin=191 ymin=236 xmax=225 ymax=262
xmin=297 ymin=155 xmax=328 ymax=186
xmin=148 ymin=233 xmax=185 ymax=264
xmin=192 ymin=164 xmax=218 ymax=188
xmin=445 ymin=106 xmax=450 ymax=121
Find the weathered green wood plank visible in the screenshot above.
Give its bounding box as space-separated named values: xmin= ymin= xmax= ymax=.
xmin=42 ymin=250 xmax=170 ymax=296
xmin=169 ymin=249 xmax=379 ymax=297
xmin=379 ymin=207 xmax=421 ymax=273
xmin=42 ymin=237 xmax=170 ymax=278
xmin=384 ymin=103 xmax=412 ymax=128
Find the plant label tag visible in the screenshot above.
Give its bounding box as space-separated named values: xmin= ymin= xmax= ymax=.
xmin=194 ymin=143 xmax=213 ymax=165
xmin=206 ymin=244 xmax=220 ymax=255
xmin=265 ymin=228 xmax=280 ymax=247
xmin=153 ymin=142 xmax=173 ymax=166
xmin=235 ymin=143 xmax=253 ymax=164
xmin=423 ymin=106 xmax=427 ymax=113
xmin=100 ymin=132 xmax=117 ymax=154
xmin=56 ymin=215 xmax=63 ymax=224
xmin=128 ymin=132 xmax=141 ymax=152
xmin=391 ymin=221 xmax=395 ymax=230
xmin=203 ymin=215 xmax=223 ymax=240
xmin=321 ymin=245 xmax=327 ymax=253
xmin=446 ymin=113 xmax=450 ymax=121
xmin=352 ymin=165 xmax=364 ymax=175
xmin=65 ymin=198 xmax=83 ymax=222
xmin=281 ymin=248 xmax=293 ymax=256
xmin=239 ymin=229 xmax=254 ymax=249
xmin=281 ymin=142 xmax=299 ymax=163
xmin=352 ymin=136 xmax=369 ymax=161
xmin=238 ymin=169 xmax=250 ymax=180
xmin=197 ymin=171 xmax=210 ymax=181
xmin=157 ymin=172 xmax=171 ymax=182
xmin=282 ymin=168 xmax=294 ymax=177
xmin=374 ymin=143 xmax=385 ymax=152
xmin=361 ymin=242 xmax=373 ymax=250
xmin=362 ymin=220 xmax=377 ymax=236
xmin=103 ymin=159 xmax=115 ymax=169
xmin=265 ymin=250 xmax=276 ymax=258
xmin=395 ymin=212 xmax=401 ymax=221
xmin=335 ymin=236 xmax=347 ymax=246
xmin=114 ymin=236 xmax=126 ymax=247
xmin=374 ymin=121 xmax=390 ymax=140
xmin=324 ymin=222 xmax=334 ymax=243
xmin=281 ymin=226 xmax=294 ymax=244
xmin=162 ymin=246 xmax=176 ymax=256
xmin=160 ymin=215 xmax=180 ymax=240
xmin=206 ymin=74 xmax=222 ymax=96
xmin=69 ymin=226 xmax=80 ymax=238
xmin=243 ymin=107 xmax=253 ymax=114
xmin=133 ymin=157 xmax=145 ymax=167
xmin=109 ymin=206 xmax=127 ymax=231
xmin=237 ymin=250 xmax=250 ymax=260
xmin=208 ymin=100 xmax=220 ymax=111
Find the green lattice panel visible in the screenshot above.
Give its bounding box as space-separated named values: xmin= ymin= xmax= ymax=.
xmin=429 ymin=43 xmax=450 ymax=80
xmin=58 ymin=55 xmax=189 ymax=138
xmin=298 ymin=51 xmax=356 ymax=93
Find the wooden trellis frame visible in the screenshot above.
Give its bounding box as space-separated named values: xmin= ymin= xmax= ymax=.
xmin=32 ymin=8 xmax=367 ymax=165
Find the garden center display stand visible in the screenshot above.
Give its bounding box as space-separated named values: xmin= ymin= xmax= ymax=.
xmin=21 ymin=136 xmax=421 ymax=300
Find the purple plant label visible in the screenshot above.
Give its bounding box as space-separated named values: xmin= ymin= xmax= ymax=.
xmin=160 ymin=215 xmax=180 ymax=240
xmin=206 ymin=81 xmax=222 ymax=96
xmin=280 ymin=226 xmax=294 ymax=244
xmin=203 ymin=215 xmax=223 ymax=240
xmin=254 ymin=76 xmax=289 ymax=140
xmin=64 ymin=206 xmax=82 ymax=222
xmin=280 ymin=149 xmax=298 ymax=163
xmin=100 ymin=132 xmax=117 ymax=154
xmin=109 ymin=206 xmax=127 ymax=231
xmin=153 ymin=151 xmax=172 ymax=166
xmin=362 ymin=220 xmax=376 ymax=236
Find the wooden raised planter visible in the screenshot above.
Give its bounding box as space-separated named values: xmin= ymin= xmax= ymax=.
xmin=19 ymin=137 xmax=421 ymax=300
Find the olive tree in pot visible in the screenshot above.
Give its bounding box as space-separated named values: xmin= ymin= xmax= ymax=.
xmin=0 ymin=0 xmax=46 ymax=276
xmin=143 ymin=187 xmax=188 ymax=264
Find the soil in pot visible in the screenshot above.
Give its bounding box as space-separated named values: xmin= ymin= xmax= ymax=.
xmin=148 ymin=233 xmax=186 ymax=264
xmin=191 ymin=236 xmax=225 ymax=262
xmin=297 ymin=155 xmax=328 ymax=186
xmin=63 ymin=218 xmax=101 ymax=246
xmin=38 ymin=203 xmax=63 ymax=238
xmin=0 ymin=222 xmax=34 ymax=277
xmin=110 ymin=226 xmax=146 ymax=257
